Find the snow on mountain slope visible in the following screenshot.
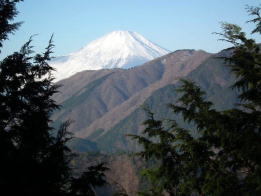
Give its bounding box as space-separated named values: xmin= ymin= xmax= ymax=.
xmin=51 ymin=31 xmax=169 ymax=81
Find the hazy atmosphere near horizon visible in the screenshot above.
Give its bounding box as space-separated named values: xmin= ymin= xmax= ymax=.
xmin=1 ymin=0 xmax=261 ymax=58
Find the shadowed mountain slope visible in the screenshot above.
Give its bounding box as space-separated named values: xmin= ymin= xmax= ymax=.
xmin=53 ymin=49 xmax=239 ymax=152
xmin=94 ymin=51 xmax=238 ymax=152
xmin=53 ymin=50 xmax=210 ymax=143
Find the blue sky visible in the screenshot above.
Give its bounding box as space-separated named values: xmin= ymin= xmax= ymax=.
xmin=1 ymin=0 xmax=260 ymax=57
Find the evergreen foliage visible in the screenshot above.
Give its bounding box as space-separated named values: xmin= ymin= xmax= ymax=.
xmin=130 ymin=6 xmax=261 ymax=196
xmin=70 ymin=163 xmax=108 ymax=196
xmin=0 ymin=0 xmax=22 ymax=49
xmin=0 ymin=1 xmax=108 ymax=195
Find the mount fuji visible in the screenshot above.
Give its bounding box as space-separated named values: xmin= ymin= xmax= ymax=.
xmin=51 ymin=31 xmax=169 ymax=81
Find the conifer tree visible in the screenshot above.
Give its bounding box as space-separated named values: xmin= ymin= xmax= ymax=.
xmin=0 ymin=1 xmax=108 ymax=195
xmin=130 ymin=5 xmax=261 ymax=196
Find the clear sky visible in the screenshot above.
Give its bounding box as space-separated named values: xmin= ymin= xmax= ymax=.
xmin=1 ymin=0 xmax=260 ymax=58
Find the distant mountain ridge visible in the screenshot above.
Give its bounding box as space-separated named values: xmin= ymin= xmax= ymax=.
xmin=95 ymin=50 xmax=238 ymax=152
xmin=51 ymin=31 xmax=169 ymax=81
xmin=52 ymin=49 xmax=219 ymax=151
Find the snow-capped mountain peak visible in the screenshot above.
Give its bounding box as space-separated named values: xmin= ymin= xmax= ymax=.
xmin=51 ymin=31 xmax=169 ymax=81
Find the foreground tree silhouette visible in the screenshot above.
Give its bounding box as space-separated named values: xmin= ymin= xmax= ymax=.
xmin=130 ymin=6 xmax=261 ymax=196
xmin=0 ymin=1 xmax=107 ymax=195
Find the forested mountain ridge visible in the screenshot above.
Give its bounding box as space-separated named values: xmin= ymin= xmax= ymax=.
xmin=53 ymin=48 xmax=238 ymax=152
xmin=94 ymin=49 xmax=239 ymax=152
